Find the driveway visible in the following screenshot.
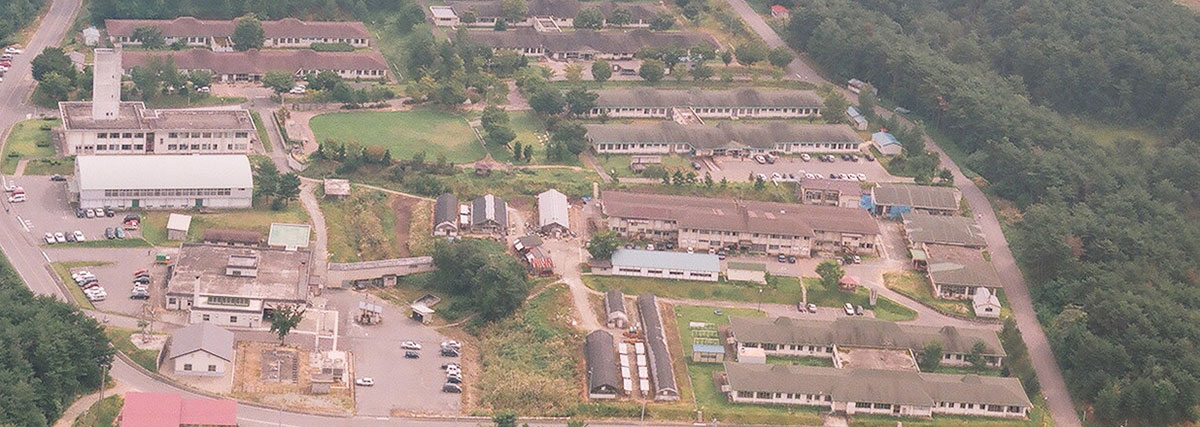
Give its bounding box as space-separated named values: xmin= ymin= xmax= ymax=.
xmin=721 ymin=0 xmax=1082 ymax=423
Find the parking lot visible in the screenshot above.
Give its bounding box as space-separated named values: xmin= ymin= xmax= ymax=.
xmin=49 ymin=247 xmax=164 ymax=315
xmin=707 ymin=154 xmax=910 ymax=184
xmin=6 ymin=177 xmax=142 ymax=244
xmin=326 ymin=289 xmax=462 ymax=416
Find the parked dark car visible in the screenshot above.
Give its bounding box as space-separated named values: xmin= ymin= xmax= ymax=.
xmin=855 ymin=305 xmax=864 ymax=316
xmin=75 ymin=209 xmax=86 ymax=218
xmin=130 ymin=292 xmax=150 ymax=300
xmin=441 ymin=348 xmax=460 ymax=357
xmin=787 ymin=256 xmax=797 ymax=264
xmin=442 ymin=383 xmax=462 ymax=393
xmin=104 ymin=228 xmax=114 ymax=239
xmin=105 ymin=207 xmax=115 ymax=217
xmin=405 ymin=351 xmax=420 ymax=359
xmin=777 ymin=254 xmax=787 ymax=263
xmin=446 ymin=376 xmax=462 ymax=384
xmin=49 ymin=174 xmax=66 ymax=182
xmin=123 ymin=214 xmax=139 ymax=223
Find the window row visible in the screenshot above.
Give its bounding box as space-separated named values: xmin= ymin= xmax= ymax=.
xmin=102 ymin=188 xmax=235 ymax=197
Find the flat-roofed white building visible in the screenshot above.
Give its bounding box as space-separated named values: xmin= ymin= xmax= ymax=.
xmin=74 ymin=155 xmax=253 ymax=209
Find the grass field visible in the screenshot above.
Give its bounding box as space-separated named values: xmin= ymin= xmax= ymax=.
xmin=594 ymin=154 xmax=695 ymax=178
xmin=72 ymin=395 xmax=123 ymax=427
xmin=1068 ymin=117 xmax=1165 ymax=149
xmin=584 ymin=275 xmax=916 ymax=321
xmin=140 ymin=202 xmax=309 ymax=246
xmin=310 ymin=109 xmax=485 ymax=164
xmin=105 ymin=327 xmax=161 ymax=371
xmin=675 ymin=304 xmax=764 ymax=359
xmin=884 ymin=271 xmax=1012 ymax=319
xmin=2 ymin=117 xmax=64 ymax=175
xmin=474 ymin=111 xmax=572 ymax=165
xmin=53 ymin=238 xmax=153 ymax=249
xmin=51 ymin=261 xmax=111 ymax=310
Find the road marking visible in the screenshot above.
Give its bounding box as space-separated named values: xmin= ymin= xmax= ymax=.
xmin=41 ymin=251 xmax=50 ymax=263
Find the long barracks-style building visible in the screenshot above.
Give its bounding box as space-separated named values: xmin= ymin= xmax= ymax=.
xmin=586 ymin=88 xmax=823 ymax=120
xmin=587 ymin=122 xmax=864 ymax=156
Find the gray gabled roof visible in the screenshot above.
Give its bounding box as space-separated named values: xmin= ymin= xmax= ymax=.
xmin=537 ymin=189 xmax=570 ymax=230
xmin=169 ymin=322 xmax=235 ymax=362
xmin=872 ymin=183 xmax=960 ymax=211
xmin=604 ymin=289 xmax=625 ymax=315
xmin=637 ymin=294 xmax=678 ymax=398
xmin=585 ymin=122 xmax=862 ymax=151
xmin=729 ymin=316 xmax=1004 ymax=356
xmin=468 ymin=29 xmax=716 ymax=55
xmin=925 ymin=244 xmax=1003 ymax=289
xmin=902 ymin=212 xmax=986 ymax=248
xmin=595 ymin=87 xmax=823 ymax=109
xmin=448 ymin=0 xmax=662 ymax=21
xmin=611 ymin=249 xmax=720 ymax=273
xmin=602 ymin=191 xmax=878 ymax=238
xmin=724 ymin=363 xmax=1033 ymax=408
xmin=434 ymin=193 xmax=458 ymax=227
xmin=585 ymin=330 xmax=621 ymax=394
xmin=471 ymin=194 xmax=507 ymax=227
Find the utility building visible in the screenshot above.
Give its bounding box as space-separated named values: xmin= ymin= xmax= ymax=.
xmin=74 ymin=155 xmax=253 ymax=209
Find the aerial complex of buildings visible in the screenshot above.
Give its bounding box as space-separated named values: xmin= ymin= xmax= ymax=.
xmin=467 ymin=29 xmax=717 ymax=61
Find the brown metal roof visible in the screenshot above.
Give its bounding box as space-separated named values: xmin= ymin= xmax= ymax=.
xmin=925 ymin=244 xmax=1003 ymax=289
xmin=121 ymin=49 xmax=387 ymax=76
xmin=601 ymin=191 xmax=878 ymax=237
xmin=595 ymin=87 xmax=823 ymax=109
xmin=105 ymin=17 xmax=369 ymax=40
xmin=586 ymin=122 xmax=862 ymax=151
xmin=729 ymin=316 xmax=1005 ymax=356
xmin=468 ymin=28 xmax=717 ymax=55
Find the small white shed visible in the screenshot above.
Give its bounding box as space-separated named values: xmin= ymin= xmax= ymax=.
xmin=166 ymin=213 xmax=192 ymax=241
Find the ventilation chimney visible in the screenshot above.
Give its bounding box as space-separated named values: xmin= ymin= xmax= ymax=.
xmin=92 ymin=48 xmax=122 ymax=121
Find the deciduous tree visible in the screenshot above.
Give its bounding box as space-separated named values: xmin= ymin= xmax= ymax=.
xmin=232 ymin=16 xmax=265 ymax=51
xmin=591 ymin=59 xmax=612 ymax=82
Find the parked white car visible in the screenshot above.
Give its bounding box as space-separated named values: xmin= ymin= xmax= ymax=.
xmin=400 ymin=341 xmax=421 ymax=350
xmin=73 ymin=231 xmax=85 ymax=241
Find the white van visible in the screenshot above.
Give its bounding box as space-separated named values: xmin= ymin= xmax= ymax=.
xmin=8 ymin=193 xmax=26 ymax=203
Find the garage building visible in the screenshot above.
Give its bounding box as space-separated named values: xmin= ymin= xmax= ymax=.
xmin=74 ymin=155 xmax=253 ymax=209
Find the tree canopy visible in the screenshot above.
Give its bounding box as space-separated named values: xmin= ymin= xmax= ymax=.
xmin=432 ymin=239 xmax=532 ymax=322
xmin=232 ymin=16 xmax=265 ymax=51
xmin=789 ymin=0 xmax=1200 ymax=423
xmin=0 ymin=263 xmax=113 ymax=427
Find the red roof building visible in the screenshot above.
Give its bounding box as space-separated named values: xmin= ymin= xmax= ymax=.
xmin=770 ymin=4 xmax=790 ymax=18
xmin=119 ymin=392 xmax=237 ymax=427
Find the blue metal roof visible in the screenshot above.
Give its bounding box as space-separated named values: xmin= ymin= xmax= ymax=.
xmin=873 ymin=131 xmax=901 ymax=146
xmin=611 ymin=249 xmax=721 ymax=273
xmin=693 ymin=344 xmax=726 ymax=354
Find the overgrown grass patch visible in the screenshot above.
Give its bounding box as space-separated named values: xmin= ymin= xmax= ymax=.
xmin=104 ymin=327 xmax=160 ymax=371
xmin=251 ymin=111 xmax=272 ymax=153
xmin=140 ymin=201 xmax=309 ymax=246
xmin=2 ymin=118 xmax=61 ymax=174
xmin=468 ymin=284 xmax=583 ymax=416
xmin=594 ymin=153 xmax=695 ymax=179
xmin=72 ymin=395 xmax=123 ymax=427
xmin=321 ymin=188 xmax=399 ymax=262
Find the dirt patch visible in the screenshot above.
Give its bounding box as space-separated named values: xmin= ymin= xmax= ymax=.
xmin=232 ymin=341 xmax=353 ymax=414
xmin=834 ymin=347 xmax=918 ymax=371
xmin=390 ymin=195 xmax=418 ymax=257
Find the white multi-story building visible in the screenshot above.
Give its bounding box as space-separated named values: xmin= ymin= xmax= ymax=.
xmin=166 ymin=243 xmax=312 ymax=329
xmin=58 ymin=48 xmax=255 ymax=156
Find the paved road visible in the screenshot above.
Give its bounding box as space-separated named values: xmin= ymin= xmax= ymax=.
xmin=722 ymin=0 xmax=1082 ymax=425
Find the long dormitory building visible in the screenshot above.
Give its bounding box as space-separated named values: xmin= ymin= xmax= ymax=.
xmin=600 ymin=191 xmax=879 ymax=257
xmin=586 ymin=121 xmax=864 ymax=156
xmin=586 ymin=88 xmax=824 ymax=120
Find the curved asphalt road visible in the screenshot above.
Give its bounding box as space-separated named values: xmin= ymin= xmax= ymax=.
xmin=722 ymin=0 xmax=1082 ymax=425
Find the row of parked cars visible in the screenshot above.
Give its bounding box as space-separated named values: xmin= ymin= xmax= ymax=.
xmin=130 ymin=269 xmax=151 ymax=300
xmin=44 ymin=230 xmax=85 ymax=244
xmin=0 ymin=46 xmax=22 ymax=83
xmin=71 ymin=270 xmax=106 ymax=302
xmin=76 ymin=207 xmax=114 ymax=218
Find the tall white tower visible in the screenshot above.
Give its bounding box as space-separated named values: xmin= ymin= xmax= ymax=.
xmin=91 ymin=48 xmax=121 ymax=121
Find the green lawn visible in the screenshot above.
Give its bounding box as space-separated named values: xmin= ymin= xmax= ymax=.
xmin=104 ymin=327 xmax=160 ymax=371
xmin=689 ymin=363 xmax=825 ymax=425
xmin=321 ymin=188 xmax=400 ymax=263
xmin=52 ymin=238 xmax=153 ymax=249
xmin=1068 ymin=117 xmax=1165 ymax=149
xmin=72 ymin=395 xmax=123 ymax=427
xmin=2 ymin=118 xmax=63 ymax=174
xmin=310 ymin=109 xmax=485 ymax=163
xmin=251 ymin=111 xmax=272 ymax=153
xmin=370 ymin=272 xmax=465 ymax=323
xmin=675 ymin=304 xmax=765 ymax=359
xmin=766 ymin=355 xmax=835 ymax=367
xmin=929 ymin=364 xmax=1003 ymax=376
xmin=140 ymin=202 xmax=309 ymax=246
xmin=50 ymin=261 xmax=111 ymax=310
xmin=594 ymin=154 xmax=695 ymax=178
xmin=584 ymin=275 xmax=916 ymax=321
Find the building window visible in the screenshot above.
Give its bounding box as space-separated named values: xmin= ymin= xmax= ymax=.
xmin=230 ymin=316 xmax=238 ymax=323
xmin=855 ymin=402 xmax=872 ymax=409
xmin=201 ymin=314 xmax=210 ymax=321
xmin=208 ymin=365 xmax=217 ymax=372
xmin=183 ymin=364 xmax=192 ymax=371
xmin=208 ymin=296 xmax=250 ymax=307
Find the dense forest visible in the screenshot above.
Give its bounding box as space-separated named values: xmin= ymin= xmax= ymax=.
xmin=0 ymin=263 xmax=114 ymax=426
xmin=788 ymin=0 xmax=1200 ymax=424
xmin=0 ymin=0 xmax=47 ymax=43
xmin=87 ymin=0 xmax=422 ymax=22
